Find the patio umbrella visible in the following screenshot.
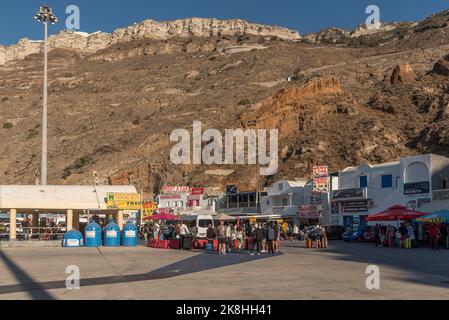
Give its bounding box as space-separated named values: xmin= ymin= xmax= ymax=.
xmin=365 ymin=205 xmax=426 ymax=222
xmin=144 ymin=213 xmax=180 ymax=221
xmin=214 ymin=213 xmax=236 ymax=221
xmin=415 ymin=210 xmax=449 ymax=224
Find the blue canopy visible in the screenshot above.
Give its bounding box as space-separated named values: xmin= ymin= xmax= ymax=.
xmin=415 ymin=210 xmax=449 ymax=224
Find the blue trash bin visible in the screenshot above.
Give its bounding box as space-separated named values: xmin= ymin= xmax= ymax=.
xmin=63 ymin=230 xmax=84 ymax=247
xmin=103 ymin=223 xmax=121 ymax=247
xmin=85 ymin=222 xmax=102 ymax=247
xmin=122 ymin=222 xmax=138 ymax=247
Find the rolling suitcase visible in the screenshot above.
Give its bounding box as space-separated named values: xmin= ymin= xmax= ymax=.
xmin=183 ymin=235 xmax=192 ymax=250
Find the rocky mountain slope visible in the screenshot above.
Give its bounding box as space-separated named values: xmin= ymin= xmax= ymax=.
xmin=1 ymin=11 xmax=449 ymax=195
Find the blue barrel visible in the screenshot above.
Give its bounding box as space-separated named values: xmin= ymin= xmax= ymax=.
xmin=103 ymin=223 xmax=121 ymax=247
xmin=84 ymin=222 xmax=102 ymax=247
xmin=63 ymin=230 xmax=84 ymax=247
xmin=122 ymin=222 xmax=138 ymax=246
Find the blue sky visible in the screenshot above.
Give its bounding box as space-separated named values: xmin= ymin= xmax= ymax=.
xmin=1 ymin=0 xmax=448 ymax=45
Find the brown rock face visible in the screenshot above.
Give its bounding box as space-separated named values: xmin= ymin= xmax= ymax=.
xmin=433 ymin=54 xmax=449 ymax=76
xmin=390 ymin=63 xmax=414 ymax=85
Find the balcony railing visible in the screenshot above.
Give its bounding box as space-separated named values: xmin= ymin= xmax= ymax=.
xmin=271 ymin=205 xmax=297 ymax=216
xmin=433 ymin=189 xmax=449 ymax=201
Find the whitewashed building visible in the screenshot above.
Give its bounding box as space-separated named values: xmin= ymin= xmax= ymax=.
xmin=331 ymin=154 xmax=449 ymax=228
xmin=261 ymin=180 xmax=332 ymax=226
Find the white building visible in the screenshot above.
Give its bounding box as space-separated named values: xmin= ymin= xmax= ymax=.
xmin=331 ymin=154 xmax=449 ymax=228
xmin=261 ymin=180 xmax=332 ymax=226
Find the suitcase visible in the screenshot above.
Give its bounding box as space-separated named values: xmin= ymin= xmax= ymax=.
xmin=206 ymin=242 xmax=213 ymax=252
xmin=405 ymin=238 xmax=412 ymax=249
xmin=183 ymin=236 xmax=192 ymax=250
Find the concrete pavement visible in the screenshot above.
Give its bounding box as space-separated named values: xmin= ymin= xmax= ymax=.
xmin=0 ymin=241 xmax=448 ymax=300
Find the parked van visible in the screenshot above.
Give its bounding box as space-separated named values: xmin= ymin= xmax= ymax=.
xmin=181 ymin=214 xmax=214 ymax=239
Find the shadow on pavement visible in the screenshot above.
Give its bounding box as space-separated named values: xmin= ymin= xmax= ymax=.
xmin=0 ymin=250 xmax=282 ymax=297
xmin=0 ymin=250 xmax=54 ymax=300
xmin=286 ymin=241 xmax=449 ymax=289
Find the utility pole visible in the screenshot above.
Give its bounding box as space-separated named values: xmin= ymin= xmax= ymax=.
xmin=35 ymin=5 xmax=58 ymax=186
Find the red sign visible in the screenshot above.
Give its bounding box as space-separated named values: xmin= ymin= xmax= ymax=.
xmin=161 ymin=186 xmax=190 ymax=194
xmin=313 ymin=166 xmax=329 ymax=178
xmin=159 ymin=194 xmax=182 ymax=200
xmin=191 ymin=187 xmax=205 ymax=195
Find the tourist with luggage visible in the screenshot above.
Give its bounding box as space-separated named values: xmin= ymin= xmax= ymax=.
xmin=179 ymin=221 xmax=191 ymax=250
xmin=206 ymin=223 xmax=216 ymax=251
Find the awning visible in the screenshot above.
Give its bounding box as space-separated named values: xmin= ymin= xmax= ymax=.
xmin=366 ymin=205 xmax=426 ymax=222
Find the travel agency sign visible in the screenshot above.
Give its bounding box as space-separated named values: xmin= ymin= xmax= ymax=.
xmin=313 ymin=166 xmax=329 ymax=193
xmin=107 ymin=193 xmax=142 ymax=210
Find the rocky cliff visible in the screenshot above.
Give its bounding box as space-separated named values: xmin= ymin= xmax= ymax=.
xmin=0 ymin=18 xmax=301 ymax=66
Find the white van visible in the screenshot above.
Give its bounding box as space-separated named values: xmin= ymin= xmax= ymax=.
xmin=181 ymin=214 xmax=215 ymax=239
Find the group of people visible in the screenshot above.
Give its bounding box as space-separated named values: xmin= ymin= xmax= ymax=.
xmin=206 ymin=221 xmax=282 ymax=256
xmin=371 ymin=222 xmax=448 ymax=251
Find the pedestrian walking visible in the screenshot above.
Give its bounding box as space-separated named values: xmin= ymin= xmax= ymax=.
xmin=217 ymin=221 xmax=227 ymax=255
xmin=387 ymin=225 xmax=395 ymax=248
xmin=374 ymin=224 xmax=380 ymax=248
xmin=206 ymin=223 xmax=216 ymax=251
xmin=254 ymin=224 xmax=264 ymax=256
xmin=427 ymin=223 xmax=441 ymax=252
xmin=267 ymin=224 xmax=276 ymax=254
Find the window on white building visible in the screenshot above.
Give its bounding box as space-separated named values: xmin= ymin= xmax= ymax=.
xmin=278 ymin=183 xmax=284 ymax=191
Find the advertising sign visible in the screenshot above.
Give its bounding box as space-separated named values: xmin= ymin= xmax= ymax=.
xmin=142 ymin=201 xmax=157 ymax=220
xmin=313 ymin=165 xmax=329 ymax=192
xmin=332 ymin=188 xmax=364 ymax=199
xmin=404 ymin=181 xmax=430 ymax=195
xmin=107 ymin=193 xmax=141 ymax=210
xmin=313 ymin=166 xmax=329 ymax=178
xmin=298 ymin=205 xmax=323 ymax=218
xmin=191 ymin=187 xmax=205 ymax=195
xmin=159 ymin=194 xmax=182 ymax=200
xmin=161 ymin=186 xmax=190 ymax=194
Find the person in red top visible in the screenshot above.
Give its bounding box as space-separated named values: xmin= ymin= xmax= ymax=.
xmin=427 ymin=223 xmax=441 ymax=251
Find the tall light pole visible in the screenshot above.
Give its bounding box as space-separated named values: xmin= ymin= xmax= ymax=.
xmin=35 ymin=5 xmax=57 ymax=186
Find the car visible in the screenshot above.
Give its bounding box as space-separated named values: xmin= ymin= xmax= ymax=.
xmin=325 ymin=225 xmax=346 ymax=240
xmin=343 ymin=229 xmax=364 ymax=242
xmin=343 ymin=227 xmax=375 ymax=242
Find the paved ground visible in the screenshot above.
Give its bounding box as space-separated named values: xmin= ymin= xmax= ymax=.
xmin=0 ymin=240 xmax=448 ymax=300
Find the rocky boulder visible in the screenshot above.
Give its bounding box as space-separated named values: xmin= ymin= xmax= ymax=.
xmin=390 ymin=63 xmax=414 ymax=85
xmin=433 ymin=54 xmax=449 ymax=76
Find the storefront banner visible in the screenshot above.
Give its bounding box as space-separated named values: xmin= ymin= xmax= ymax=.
xmin=191 ymin=187 xmax=205 ymax=195
xmin=142 ymin=201 xmax=157 ymax=220
xmin=404 ymin=181 xmax=430 ymax=195
xmin=313 ymin=177 xmax=329 ymax=192
xmin=107 ymin=193 xmax=141 ymax=210
xmin=159 ymin=194 xmax=182 ymax=200
xmin=313 ymin=166 xmax=329 ymax=178
xmin=162 ymin=186 xmax=190 ymax=194
xmin=332 ymin=188 xmax=364 ymax=199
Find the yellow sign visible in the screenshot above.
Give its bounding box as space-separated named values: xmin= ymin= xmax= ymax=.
xmin=107 ymin=193 xmax=141 ymax=210
xmin=142 ymin=201 xmax=158 ymax=220
xmin=249 ymin=216 xmax=257 ymax=224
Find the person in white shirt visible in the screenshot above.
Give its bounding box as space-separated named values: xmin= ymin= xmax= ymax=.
xmin=179 ymin=222 xmax=190 ymax=249
xmin=293 ymin=225 xmax=299 ymax=241
xmin=226 ymin=224 xmax=232 ymax=252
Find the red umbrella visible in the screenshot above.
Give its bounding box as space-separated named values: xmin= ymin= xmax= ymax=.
xmin=366 ymin=205 xmax=426 ymax=222
xmin=144 ymin=213 xmax=180 ymax=221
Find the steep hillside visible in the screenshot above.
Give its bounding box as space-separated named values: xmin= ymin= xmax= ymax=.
xmin=1 ymin=12 xmax=449 ymax=195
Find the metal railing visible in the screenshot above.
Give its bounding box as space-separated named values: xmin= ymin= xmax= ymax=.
xmin=0 ymin=227 xmax=66 ymax=241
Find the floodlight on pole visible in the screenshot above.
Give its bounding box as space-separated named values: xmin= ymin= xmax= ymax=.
xmin=35 ymin=5 xmax=57 ymax=186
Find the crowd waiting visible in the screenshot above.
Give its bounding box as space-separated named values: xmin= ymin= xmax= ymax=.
xmin=370 ymin=222 xmax=448 ymax=251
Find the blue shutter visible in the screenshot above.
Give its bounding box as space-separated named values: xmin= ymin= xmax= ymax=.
xmin=382 ymin=175 xmax=393 ymax=188
xmin=360 ymin=176 xmax=368 ymax=188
